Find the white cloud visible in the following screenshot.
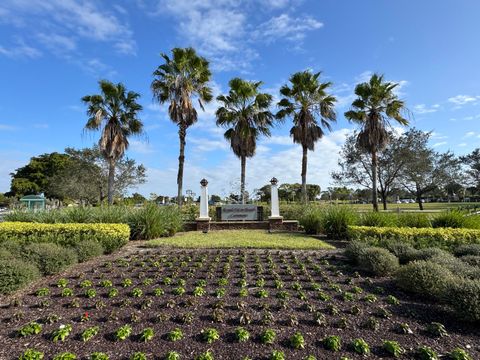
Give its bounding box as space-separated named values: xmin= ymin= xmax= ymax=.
xmin=254 ymin=13 xmax=323 ymax=43
xmin=464 ymin=131 xmax=476 ymax=138
xmin=448 ymin=95 xmax=480 ymax=106
xmin=432 ymin=141 xmax=447 ymax=148
xmin=0 ymin=123 xmax=18 ymax=130
xmin=37 ymin=33 xmax=76 ymax=54
xmin=413 ymin=104 xmax=440 ymax=114
xmin=129 ymin=140 xmax=155 ymax=154
xmin=0 ymin=39 xmax=42 ymax=59
xmin=458 ymin=143 xmax=467 ymax=147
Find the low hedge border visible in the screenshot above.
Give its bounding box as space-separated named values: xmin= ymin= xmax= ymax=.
xmin=348 ymin=226 xmax=480 ymax=251
xmin=0 ymin=222 xmax=130 ymax=253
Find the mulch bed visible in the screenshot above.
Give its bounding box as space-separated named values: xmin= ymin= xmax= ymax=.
xmin=0 ymin=246 xmax=479 ymax=360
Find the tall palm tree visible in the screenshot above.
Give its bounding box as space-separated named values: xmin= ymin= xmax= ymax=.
xmin=82 ymin=80 xmax=143 ymax=205
xmin=344 ymin=73 xmax=409 ymax=211
xmin=151 ymin=47 xmax=212 ymax=207
xmin=216 ymin=78 xmax=275 ymax=204
xmin=276 ymin=70 xmax=337 ymax=203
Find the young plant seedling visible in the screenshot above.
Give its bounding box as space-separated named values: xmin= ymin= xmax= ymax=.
xmin=18 ymin=322 xmax=43 ymax=337
xmin=165 ymin=351 xmax=181 ymax=360
xmin=201 ymin=328 xmax=220 ymax=343
xmin=417 ymin=346 xmax=439 ymax=360
xmin=167 ymin=328 xmax=184 ymax=341
xmin=18 ymin=349 xmax=44 ymax=360
xmin=235 ymin=327 xmax=250 ymax=342
xmin=81 ymin=326 xmax=99 ymax=342
xmin=270 ymin=350 xmax=285 ymax=360
xmin=449 ymin=348 xmax=473 ymax=360
xmin=52 ymin=352 xmax=77 ymax=360
xmin=52 ymin=324 xmax=72 ymax=342
xmin=140 ymin=327 xmax=154 ymax=342
xmin=115 ymin=325 xmax=132 ymax=341
xmin=383 ymin=340 xmax=405 ymax=357
xmin=289 ymin=332 xmax=305 ymax=349
xmin=323 ymin=335 xmax=341 ymax=351
xmin=351 ymin=338 xmax=370 ymax=356
xmin=261 ymin=329 xmax=276 ymax=345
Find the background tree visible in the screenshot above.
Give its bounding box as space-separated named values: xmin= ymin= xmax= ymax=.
xmin=8 ymin=152 xmax=70 ymax=197
xmin=82 ymin=80 xmax=143 ymax=205
xmin=344 ymin=73 xmax=409 ymax=211
xmin=216 ymin=78 xmax=274 ymax=204
xmin=332 ymin=131 xmax=414 ymax=209
xmin=460 ymin=148 xmax=480 ymax=195
xmin=276 ymin=70 xmax=337 ymax=203
xmin=398 ymin=129 xmax=461 ymax=210
xmin=151 ymin=47 xmax=212 ymax=207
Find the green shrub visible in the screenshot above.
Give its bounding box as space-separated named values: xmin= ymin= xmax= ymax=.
xmin=320 ymin=206 xmax=357 ymax=239
xmin=348 ymin=226 xmax=480 ymax=251
xmin=432 ymin=211 xmax=468 ymax=229
xmin=0 ymin=258 xmax=40 ymax=294
xmin=128 ymin=204 xmax=183 ymax=239
xmin=397 ymin=213 xmax=431 ymax=228
xmin=454 ymin=244 xmax=480 ymax=257
xmin=428 ymin=253 xmax=479 ymax=280
xmin=384 ymin=241 xmax=418 ymax=264
xmin=446 ymin=278 xmax=480 ymax=321
xmin=0 ymin=222 xmax=129 ymax=253
xmin=459 ymin=255 xmax=480 ymax=268
xmin=23 ymin=243 xmax=77 ymax=275
xmin=0 ymin=240 xmax=23 ymax=257
xmin=359 ymin=212 xmax=397 ymax=227
xmin=344 ymin=241 xmax=369 ymax=264
xmin=73 ymin=240 xmax=104 ymax=262
xmin=396 ymin=260 xmax=454 ymax=299
xmin=0 ymin=248 xmax=12 ymax=260
xmin=357 ymin=247 xmax=399 ymax=276
xmin=406 ymin=247 xmax=451 ymax=262
xmin=299 ymin=207 xmax=322 ymax=235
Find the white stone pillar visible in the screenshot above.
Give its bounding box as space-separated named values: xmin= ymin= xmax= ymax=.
xmin=269 ymin=177 xmax=282 ymax=219
xmin=198 ymin=178 xmax=210 ymax=220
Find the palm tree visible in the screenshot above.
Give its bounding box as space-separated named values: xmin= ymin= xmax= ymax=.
xmin=82 ymin=80 xmax=143 ymax=205
xmin=276 ymin=70 xmax=337 ymax=203
xmin=344 ymin=73 xmax=409 ymax=211
xmin=151 ymin=47 xmax=212 ymax=207
xmin=216 ymin=78 xmax=275 ymax=204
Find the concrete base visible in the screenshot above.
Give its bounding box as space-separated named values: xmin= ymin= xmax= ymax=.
xmin=186 ymin=219 xmax=299 ymax=232
xmin=195 ymin=218 xmax=211 ymax=232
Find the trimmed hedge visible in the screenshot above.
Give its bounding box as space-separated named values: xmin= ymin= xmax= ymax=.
xmin=348 ymin=226 xmax=480 ymax=251
xmin=23 ymin=243 xmax=77 ymax=275
xmin=0 ymin=222 xmax=129 ymax=253
xmin=357 ymin=247 xmax=399 ymax=276
xmin=0 ymin=258 xmax=41 ymax=294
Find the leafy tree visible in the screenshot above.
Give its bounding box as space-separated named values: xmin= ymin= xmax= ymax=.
xmin=398 ymin=129 xmax=461 ymax=210
xmin=460 ymin=148 xmax=480 ymax=194
xmin=216 ymin=78 xmax=275 ymax=204
xmin=344 ymin=74 xmax=409 ymax=211
xmin=82 ymin=80 xmax=144 ymax=205
xmin=151 ymin=47 xmax=212 ymax=207
xmin=276 ymin=70 xmax=336 ymax=203
xmin=210 ymin=194 xmax=222 ymax=203
xmin=332 ymin=131 xmax=413 ymax=210
xmin=9 ymin=152 xmax=70 ymax=197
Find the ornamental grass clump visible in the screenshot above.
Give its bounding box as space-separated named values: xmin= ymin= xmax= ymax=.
xmin=320 ymin=206 xmax=358 ymax=239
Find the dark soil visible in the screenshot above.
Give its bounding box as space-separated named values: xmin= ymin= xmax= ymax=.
xmin=0 ymin=247 xmax=479 ymax=360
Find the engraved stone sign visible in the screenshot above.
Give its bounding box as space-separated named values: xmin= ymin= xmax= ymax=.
xmin=221 ymin=204 xmax=259 ymax=221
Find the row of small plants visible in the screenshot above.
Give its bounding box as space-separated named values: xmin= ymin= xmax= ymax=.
xmin=299 ymin=206 xmax=480 ymax=239
xmin=4 ymin=203 xmax=183 ymax=239
xmin=4 ymin=249 xmax=477 ymax=359
xmin=345 ymin=241 xmax=480 ymax=321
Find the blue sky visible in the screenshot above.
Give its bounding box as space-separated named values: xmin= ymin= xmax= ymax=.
xmin=1 ymin=0 xmax=480 ymax=197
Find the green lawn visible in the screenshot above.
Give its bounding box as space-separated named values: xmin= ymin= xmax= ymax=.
xmin=335 ymin=202 xmax=480 ymax=212
xmin=146 ymin=230 xmax=334 ymax=250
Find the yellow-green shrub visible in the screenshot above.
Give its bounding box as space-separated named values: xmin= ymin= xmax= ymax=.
xmin=0 ymin=222 xmax=129 ymax=253
xmin=348 ymin=226 xmax=480 ymax=251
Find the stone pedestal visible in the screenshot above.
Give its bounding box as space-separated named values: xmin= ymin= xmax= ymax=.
xmin=196 ymin=218 xmax=211 ymax=232
xmin=268 ymin=216 xmax=284 ymax=231
xmin=196 ymin=178 xmax=211 ymax=232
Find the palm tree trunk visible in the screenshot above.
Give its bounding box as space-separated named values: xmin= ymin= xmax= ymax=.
xmin=177 ymin=124 xmax=186 ymax=208
xmin=241 ymin=155 xmax=246 ymax=204
xmin=107 ymin=158 xmax=116 ymax=206
xmin=301 ymin=145 xmax=308 ymax=204
xmin=371 ymin=150 xmax=379 ymax=212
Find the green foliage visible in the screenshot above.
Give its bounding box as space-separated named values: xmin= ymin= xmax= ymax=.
xmin=115 ymin=325 xmax=132 ymax=341
xmin=449 ymin=348 xmax=473 ymax=360
xmin=357 ymin=247 xmax=399 ymax=275
xmin=446 ymin=278 xmax=480 ymax=321
xmin=0 ymin=258 xmax=40 ymax=294
xmin=18 ymin=322 xmax=42 ymax=336
xmin=52 ymin=324 xmax=72 ymax=342
xmin=359 ymin=212 xmax=397 ymax=227
xmin=52 ymin=353 xmax=77 ymax=360
xmin=323 ymin=335 xmax=341 ymax=351
xmin=269 ymin=351 xmax=285 ymax=360
xmin=74 ymin=240 xmax=104 ymax=262
xmin=128 ymin=203 xmax=183 ymax=239
xmin=18 ymin=349 xmax=44 ymax=360
xmin=383 ymin=340 xmax=404 ymax=357
xmin=165 ymin=352 xmax=180 ymax=360
xmin=426 ymin=322 xmax=448 ymax=337
xmin=396 ymin=260 xmax=454 ymax=298
xmin=130 ymin=353 xmax=147 ymax=360
xmin=81 ymin=326 xmax=99 ymax=342
xmin=235 ymin=327 xmax=250 ymax=342
xmin=351 ymin=338 xmax=370 ymax=356
xmin=0 ymin=222 xmax=129 ymax=253
xmin=299 ymin=207 xmax=322 ymax=234
xmin=384 ymin=241 xmax=418 ymax=264
xmin=432 ymin=211 xmax=470 ymax=229
xmin=344 ymin=241 xmax=368 ymax=264
xmin=455 ymin=244 xmax=480 ymax=257
xmin=23 ymin=243 xmax=77 ymax=275
xmin=167 ymin=328 xmax=184 ymax=341
xmin=397 ymin=212 xmax=432 ymax=228
xmin=201 ymin=328 xmax=220 ymax=343
xmin=260 ymin=329 xmax=276 ymax=344
xmin=195 ymin=351 xmax=214 ymax=360
xmin=320 ymin=206 xmax=358 ymax=239
xmin=417 ymin=346 xmax=439 ymax=360
xmin=348 ymin=225 xmax=480 ymax=251
xmin=289 ymin=332 xmax=305 ymax=349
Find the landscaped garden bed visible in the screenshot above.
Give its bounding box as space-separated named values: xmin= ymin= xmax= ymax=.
xmin=1 ymin=247 xmax=478 ymax=359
